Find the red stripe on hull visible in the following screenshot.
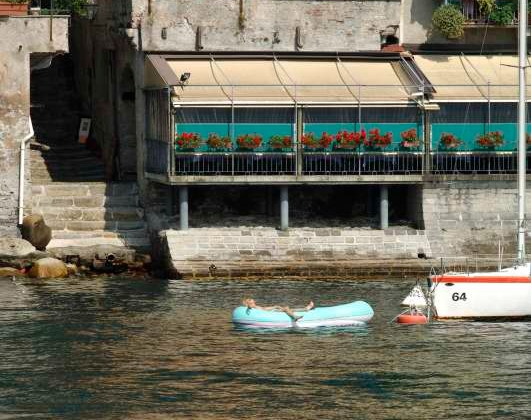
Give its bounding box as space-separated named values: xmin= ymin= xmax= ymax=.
xmin=433 ymin=276 xmax=531 ymax=283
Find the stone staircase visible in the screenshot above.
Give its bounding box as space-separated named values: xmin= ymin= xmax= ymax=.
xmin=29 ymin=55 xmax=150 ymax=252
xmin=31 ymin=182 xmax=149 ymax=250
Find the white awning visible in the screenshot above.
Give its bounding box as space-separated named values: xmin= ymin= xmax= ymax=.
xmin=145 ymin=55 xmax=420 ymax=106
xmin=414 ymin=54 xmax=531 ymax=102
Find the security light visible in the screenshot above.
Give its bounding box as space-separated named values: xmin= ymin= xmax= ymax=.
xmin=180 ymin=72 xmax=191 ymax=84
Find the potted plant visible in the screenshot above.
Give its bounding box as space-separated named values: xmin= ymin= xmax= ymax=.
xmin=490 ymin=3 xmax=515 ymax=25
xmin=302 ymin=132 xmax=334 ymax=149
xmin=399 ymin=128 xmax=420 ymax=149
xmin=432 ymin=4 xmax=465 ymax=39
xmin=237 ymin=133 xmax=262 ymax=150
xmin=476 ymin=131 xmax=504 ymax=149
xmin=175 ymin=132 xmax=202 ymax=150
xmin=269 ymin=134 xmax=292 ymax=149
xmin=334 ymin=129 xmax=366 ymax=149
xmin=206 ymin=133 xmax=232 ymax=150
xmin=477 ymin=0 xmax=496 ymax=15
xmin=0 ymin=0 xmax=28 ymax=16
xmin=365 ymin=128 xmax=393 ymax=150
xmin=440 ymin=132 xmax=463 ymax=149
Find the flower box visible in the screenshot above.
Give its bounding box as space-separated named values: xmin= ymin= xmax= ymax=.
xmin=207 ymin=133 xmax=232 ymax=150
xmin=476 ymin=131 xmax=504 ymax=149
xmin=0 ymin=1 xmax=28 ymax=16
xmin=237 ymin=133 xmax=262 ymax=150
xmin=302 ymin=132 xmax=334 ymax=150
xmin=334 ymin=130 xmax=366 ymax=150
xmin=399 ymin=128 xmax=420 ymax=149
xmin=440 ymin=132 xmax=462 ymax=150
xmin=365 ymin=128 xmax=393 ymax=150
xmin=175 ymin=132 xmax=202 ymax=150
xmin=269 ymin=135 xmax=292 ymax=150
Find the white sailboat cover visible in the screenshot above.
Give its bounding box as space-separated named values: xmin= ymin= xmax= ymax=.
xmin=401 ymin=284 xmax=427 ymax=308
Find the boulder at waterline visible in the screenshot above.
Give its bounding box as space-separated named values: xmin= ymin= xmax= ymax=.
xmin=28 ymin=258 xmax=68 ymax=278
xmin=0 ymin=238 xmax=35 ymax=257
xmin=21 ymin=214 xmax=52 ymax=251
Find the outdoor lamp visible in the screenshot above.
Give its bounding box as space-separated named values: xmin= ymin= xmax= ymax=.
xmin=180 ymin=72 xmax=191 ymax=84
xmin=83 ymin=1 xmax=98 ymax=20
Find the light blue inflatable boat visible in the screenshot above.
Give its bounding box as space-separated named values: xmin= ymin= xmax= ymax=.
xmin=232 ymin=301 xmax=374 ymax=328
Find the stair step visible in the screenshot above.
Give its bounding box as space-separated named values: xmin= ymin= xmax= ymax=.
xmin=32 ymin=194 xmax=139 ymax=208
xmin=36 ymin=206 xmax=143 ymax=222
xmin=32 ymin=183 xmax=139 ymax=197
xmin=51 ymin=228 xmax=148 ymax=240
xmin=48 ymin=220 xmax=146 ymax=231
xmin=31 ymin=152 xmax=102 ymax=162
xmin=31 ymin=170 xmax=105 ymax=180
xmin=32 ymin=175 xmax=106 ymax=183
xmin=47 ymin=237 xmax=151 ymax=250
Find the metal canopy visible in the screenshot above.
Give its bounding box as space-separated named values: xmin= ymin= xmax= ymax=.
xmin=145 ymin=54 xmax=422 ymax=106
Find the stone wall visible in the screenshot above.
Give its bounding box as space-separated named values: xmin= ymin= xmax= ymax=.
xmin=130 ymin=0 xmax=400 ymax=52
xmin=422 ymin=180 xmax=530 ymax=258
xmin=162 ymin=226 xmax=431 ymax=276
xmin=157 ymin=180 xmax=531 ymax=277
xmin=0 ymin=16 xmax=68 ymax=235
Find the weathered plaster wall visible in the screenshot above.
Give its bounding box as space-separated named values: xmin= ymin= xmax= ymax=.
xmin=130 ymin=0 xmax=401 ymax=52
xmin=0 ymin=16 xmax=69 ymax=235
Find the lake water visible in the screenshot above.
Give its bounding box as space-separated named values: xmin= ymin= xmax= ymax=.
xmin=0 ymin=276 xmax=530 ymax=419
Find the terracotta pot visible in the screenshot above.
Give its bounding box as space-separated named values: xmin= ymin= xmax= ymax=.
xmin=0 ymin=1 xmax=28 ymax=16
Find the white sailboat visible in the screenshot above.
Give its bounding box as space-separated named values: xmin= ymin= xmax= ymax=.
xmin=428 ymin=0 xmax=531 ymax=320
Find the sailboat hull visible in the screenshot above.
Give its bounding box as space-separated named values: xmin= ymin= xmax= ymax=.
xmin=430 ymin=265 xmax=531 ymax=319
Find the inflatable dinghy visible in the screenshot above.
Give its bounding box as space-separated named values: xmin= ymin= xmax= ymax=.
xmin=232 ymin=300 xmax=374 ymax=328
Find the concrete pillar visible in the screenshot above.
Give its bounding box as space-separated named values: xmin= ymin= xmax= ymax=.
xmin=280 ymin=186 xmax=289 ymax=230
xmin=380 ymin=184 xmax=388 ymax=230
xmin=179 ymin=186 xmax=189 ymax=230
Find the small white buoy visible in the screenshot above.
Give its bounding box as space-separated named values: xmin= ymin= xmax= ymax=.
xmin=401 ymin=284 xmax=427 ymax=308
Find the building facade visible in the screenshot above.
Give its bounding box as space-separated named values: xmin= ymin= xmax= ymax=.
xmin=68 ymin=0 xmax=531 ymax=275
xmin=0 ymin=12 xmax=69 ymax=236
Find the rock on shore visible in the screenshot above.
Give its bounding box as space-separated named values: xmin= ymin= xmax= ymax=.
xmin=28 ymin=258 xmax=68 ymax=278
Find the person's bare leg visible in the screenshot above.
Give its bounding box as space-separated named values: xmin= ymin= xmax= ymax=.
xmin=305 ymin=301 xmax=314 ymax=311
xmin=282 ymin=306 xmax=302 ymax=321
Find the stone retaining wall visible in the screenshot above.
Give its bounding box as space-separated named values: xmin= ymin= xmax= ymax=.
xmin=421 ymin=180 xmax=531 ymax=258
xmin=162 ymin=227 xmax=431 ymax=277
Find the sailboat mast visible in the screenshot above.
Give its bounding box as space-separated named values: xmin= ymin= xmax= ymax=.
xmin=517 ymin=0 xmax=528 ymax=263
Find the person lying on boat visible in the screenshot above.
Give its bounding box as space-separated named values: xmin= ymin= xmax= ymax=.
xmin=242 ymin=298 xmax=314 ymax=321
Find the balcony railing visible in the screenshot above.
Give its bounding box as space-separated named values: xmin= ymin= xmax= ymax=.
xmin=167 ymin=150 xmax=531 ymax=178
xmin=459 ymin=0 xmax=517 ymax=25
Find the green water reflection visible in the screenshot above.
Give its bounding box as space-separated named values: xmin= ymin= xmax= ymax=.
xmin=0 ymin=277 xmax=529 ymax=419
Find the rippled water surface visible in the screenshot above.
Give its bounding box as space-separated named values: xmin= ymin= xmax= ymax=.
xmin=0 ymin=276 xmax=530 ymax=419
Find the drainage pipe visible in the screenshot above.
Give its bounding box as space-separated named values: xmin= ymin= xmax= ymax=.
xmin=18 ymin=117 xmax=34 ymax=226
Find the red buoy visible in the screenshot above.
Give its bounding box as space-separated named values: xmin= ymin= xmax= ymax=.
xmin=396 ymin=313 xmax=428 ymax=324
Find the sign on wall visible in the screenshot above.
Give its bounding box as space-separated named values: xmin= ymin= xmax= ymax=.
xmin=78 ymin=118 xmax=91 ymax=144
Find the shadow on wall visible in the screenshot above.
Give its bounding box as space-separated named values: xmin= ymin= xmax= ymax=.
xmin=185 ymin=185 xmax=420 ymax=229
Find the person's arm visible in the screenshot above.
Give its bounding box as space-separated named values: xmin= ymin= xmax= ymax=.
xmin=259 ymin=305 xmax=282 ymax=311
